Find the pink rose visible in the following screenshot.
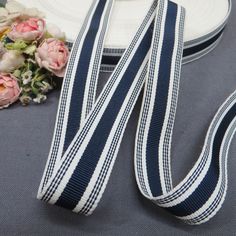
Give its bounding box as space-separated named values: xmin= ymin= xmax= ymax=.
xmin=35 ymin=38 xmax=69 ymax=77
xmin=8 ymin=18 xmax=45 ymax=42
xmin=0 ymin=73 xmax=21 ymax=109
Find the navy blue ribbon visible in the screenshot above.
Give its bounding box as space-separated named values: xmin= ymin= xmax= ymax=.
xmin=37 ymin=0 xmax=233 ymax=225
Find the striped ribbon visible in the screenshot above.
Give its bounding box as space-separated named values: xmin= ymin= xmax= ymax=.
xmin=37 ymin=0 xmax=233 ymax=225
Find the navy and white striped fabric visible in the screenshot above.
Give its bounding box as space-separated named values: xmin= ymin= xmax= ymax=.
xmin=37 ymin=0 xmax=233 ymax=225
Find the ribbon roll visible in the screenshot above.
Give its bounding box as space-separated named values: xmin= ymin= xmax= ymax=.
xmin=18 ymin=0 xmax=231 ymax=71
xmin=36 ymin=0 xmax=233 ymax=225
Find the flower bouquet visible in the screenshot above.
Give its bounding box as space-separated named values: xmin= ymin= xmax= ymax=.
xmin=0 ymin=0 xmax=70 ymax=109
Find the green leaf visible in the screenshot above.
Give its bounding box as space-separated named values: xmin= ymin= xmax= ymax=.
xmin=31 ymin=85 xmax=39 ymax=95
xmin=0 ymin=3 xmax=5 ymax=7
xmin=13 ymin=69 xmax=21 ymax=78
xmin=23 ymin=44 xmax=37 ymax=55
xmin=5 ymin=40 xmax=28 ymax=51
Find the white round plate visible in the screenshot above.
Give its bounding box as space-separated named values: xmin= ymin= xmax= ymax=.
xmin=16 ymin=0 xmax=230 ymax=48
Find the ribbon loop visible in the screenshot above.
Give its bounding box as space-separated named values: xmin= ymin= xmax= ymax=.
xmin=38 ymin=0 xmax=233 ymax=225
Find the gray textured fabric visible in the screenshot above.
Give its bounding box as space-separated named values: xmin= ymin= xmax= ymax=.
xmin=0 ymin=1 xmax=236 ymax=235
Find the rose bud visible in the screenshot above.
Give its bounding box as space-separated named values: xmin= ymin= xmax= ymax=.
xmin=35 ymin=38 xmax=69 ymax=77
xmin=8 ymin=18 xmax=45 ymax=42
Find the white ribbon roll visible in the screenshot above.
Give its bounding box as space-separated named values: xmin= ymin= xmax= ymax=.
xmin=17 ymin=0 xmax=230 ymax=46
xmin=17 ymin=0 xmax=231 ymax=71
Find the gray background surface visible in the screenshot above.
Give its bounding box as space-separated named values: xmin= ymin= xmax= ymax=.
xmin=0 ymin=0 xmax=236 ymax=235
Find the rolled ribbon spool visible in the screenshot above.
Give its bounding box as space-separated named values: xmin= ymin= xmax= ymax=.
xmin=17 ymin=0 xmax=231 ymax=70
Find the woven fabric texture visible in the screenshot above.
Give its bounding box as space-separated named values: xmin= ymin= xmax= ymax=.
xmin=0 ymin=0 xmax=235 ymax=235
